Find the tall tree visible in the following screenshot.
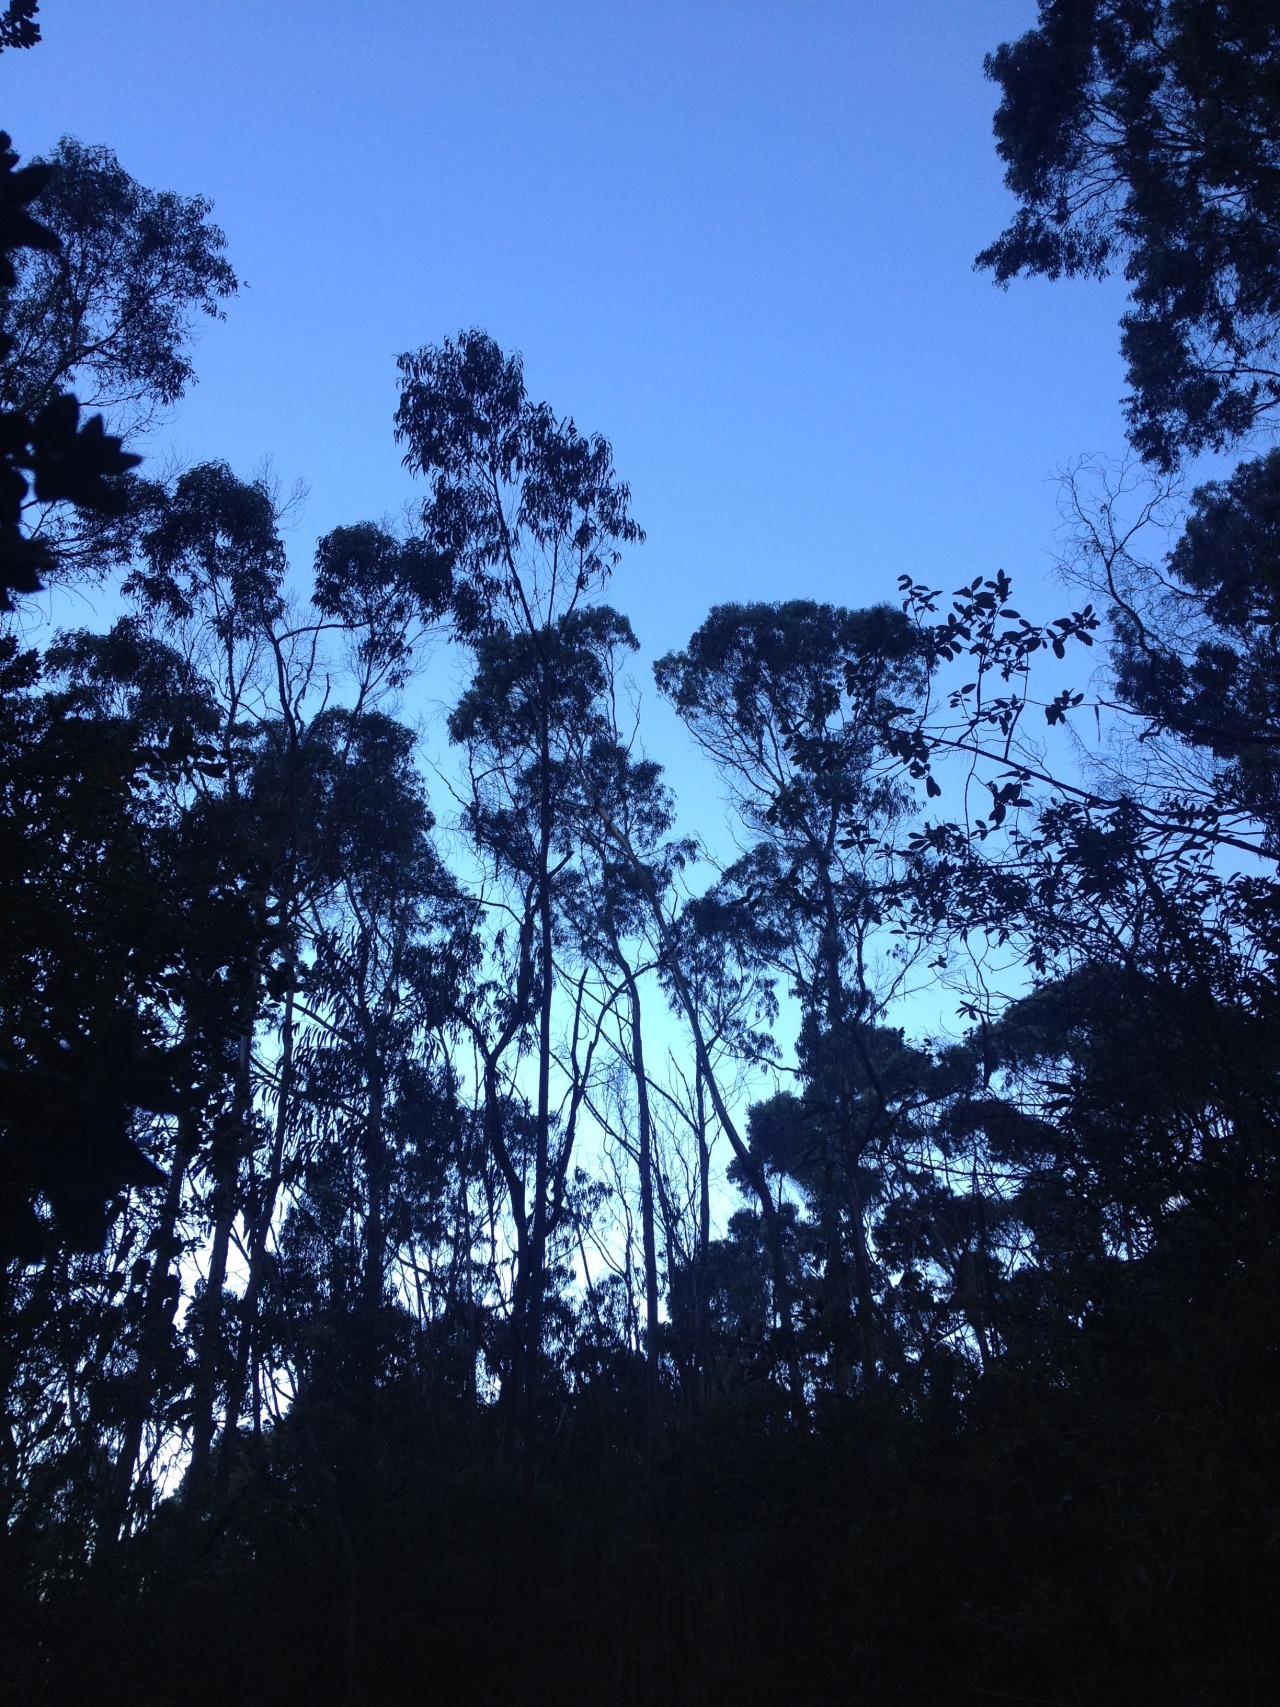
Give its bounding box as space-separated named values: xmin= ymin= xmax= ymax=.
xmin=1 ymin=135 xmax=237 ymax=430
xmin=568 ymin=723 xmax=693 ymax=1414
xmin=656 ymin=600 xmax=928 ymax=1389
xmin=978 ymin=0 xmax=1280 ymax=467
xmin=395 ymin=330 xmax=642 ymax=1444
xmin=0 ymin=129 xmax=140 ymax=608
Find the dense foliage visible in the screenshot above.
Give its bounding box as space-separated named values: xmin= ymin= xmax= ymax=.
xmin=4 ymin=10 xmax=1280 ymax=1704
xmin=979 ymin=0 xmax=1280 ymax=467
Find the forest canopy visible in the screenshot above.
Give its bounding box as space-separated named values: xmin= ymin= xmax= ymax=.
xmin=3 ymin=5 xmax=1280 ymax=1704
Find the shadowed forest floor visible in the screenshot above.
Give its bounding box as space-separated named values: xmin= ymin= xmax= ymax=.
xmin=7 ymin=1267 xmax=1277 ymax=1707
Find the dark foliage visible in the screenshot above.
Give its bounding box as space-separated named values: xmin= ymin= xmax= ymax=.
xmin=0 ymin=1 xmax=38 ymax=54
xmin=0 ymin=135 xmax=237 ymax=426
xmin=5 ymin=16 xmax=1280 ymax=1704
xmin=979 ymin=0 xmax=1280 ymax=466
xmin=0 ymin=133 xmax=140 ymax=607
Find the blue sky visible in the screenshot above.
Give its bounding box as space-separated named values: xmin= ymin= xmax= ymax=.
xmin=4 ymin=0 xmax=1134 ymax=813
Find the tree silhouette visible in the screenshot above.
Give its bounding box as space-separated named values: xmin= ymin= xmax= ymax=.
xmin=979 ymin=0 xmax=1280 ymax=466
xmin=5 ymin=19 xmax=1280 ymax=1700
xmin=396 ymin=330 xmax=643 ymax=1450
xmin=0 ymin=132 xmax=140 ymax=608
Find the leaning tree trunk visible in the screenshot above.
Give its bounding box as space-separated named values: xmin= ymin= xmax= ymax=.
xmin=620 ymin=957 xmax=661 ymax=1419
xmin=603 ymin=818 xmax=808 ymax=1422
xmin=522 ymin=674 xmax=555 ymax=1454
xmin=110 ymin=1109 xmax=197 ymax=1540
xmin=189 ymin=1031 xmax=252 ymax=1491
xmin=220 ymin=975 xmax=297 ymax=1465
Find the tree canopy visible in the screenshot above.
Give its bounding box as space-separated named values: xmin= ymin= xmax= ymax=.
xmin=979 ymin=0 xmax=1280 ymax=466
xmin=4 ymin=13 xmax=1280 ymax=1706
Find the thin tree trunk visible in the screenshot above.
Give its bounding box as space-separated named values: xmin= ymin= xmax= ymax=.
xmin=484 ymin=1050 xmax=530 ymax=1458
xmin=361 ymin=1045 xmax=387 ymax=1315
xmin=695 ymin=1061 xmax=712 ymax=1406
xmin=819 ymin=853 xmax=880 ymax=1389
xmin=111 ymin=1110 xmax=197 ymax=1539
xmin=622 ymin=962 xmax=661 ymax=1418
xmin=190 ymin=1031 xmax=251 ymax=1488
xmin=524 ymin=667 xmax=555 ymax=1453
xmin=220 ymin=976 xmax=297 ymax=1464
xmin=602 ymin=818 xmax=807 ymax=1422
xmin=661 ymin=950 xmax=805 ymax=1421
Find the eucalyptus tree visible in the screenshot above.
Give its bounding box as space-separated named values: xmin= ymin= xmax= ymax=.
xmin=583 ymin=754 xmax=808 ymax=1417
xmin=654 ymin=600 xmax=926 ymax=1021
xmin=395 ymin=330 xmax=643 ymax=1441
xmin=565 ymin=722 xmax=693 ymax=1412
xmin=266 ymin=707 xmax=469 ymax=1414
xmin=979 ymin=0 xmax=1280 ymax=468
xmin=106 ymin=463 xmax=290 ymax=1487
xmin=7 ymin=484 xmax=465 ymax=1517
xmin=655 ymin=600 xmax=929 ymax=1389
xmin=650 ymin=1056 xmax=716 ymax=1401
xmin=312 ymin=520 xmax=452 ymax=707
xmin=1 ymin=462 xmax=399 ymax=1513
xmin=0 ymin=134 xmax=237 ymax=431
xmin=205 ymin=520 xmax=456 ymax=1445
xmin=0 ymin=608 xmax=270 ymax=1541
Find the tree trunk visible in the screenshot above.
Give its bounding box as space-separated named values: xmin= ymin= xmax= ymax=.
xmin=111 ymin=1110 xmax=197 ymax=1539
xmin=623 ymin=962 xmax=661 ymax=1419
xmin=189 ymin=1031 xmax=251 ymax=1490
xmin=695 ymin=1061 xmax=712 ymax=1406
xmin=604 ymin=819 xmax=807 ymax=1422
xmin=819 ymin=850 xmax=880 ymax=1389
xmin=664 ymin=953 xmax=805 ymax=1421
xmin=523 ymin=654 xmax=555 ymax=1452
xmin=221 ymin=976 xmax=297 ymax=1463
xmin=361 ymin=1045 xmax=387 ymax=1315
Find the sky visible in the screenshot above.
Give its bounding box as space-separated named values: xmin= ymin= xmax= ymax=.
xmin=2 ymin=0 xmax=1137 ymax=835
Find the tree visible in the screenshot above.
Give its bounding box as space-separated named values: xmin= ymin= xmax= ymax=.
xmin=589 ymin=784 xmax=810 ymax=1418
xmin=567 ymin=723 xmax=692 ymax=1415
xmin=979 ymin=0 xmax=1280 ymax=467
xmin=0 ymin=630 xmax=183 ymax=1261
xmin=0 ymin=131 xmax=140 ymax=608
xmin=0 ymin=2 xmax=39 ymax=54
xmin=312 ymin=520 xmax=452 ymax=700
xmin=1 ymin=136 xmax=238 ymax=431
xmin=395 ymin=329 xmax=643 ymax=1444
xmin=1106 ymin=447 xmax=1280 ymax=840
xmin=291 ymin=711 xmax=462 ymax=1318
xmin=0 ymin=129 xmax=237 ymax=600
xmin=0 ymin=605 xmax=281 ymax=1541
xmin=656 ymin=600 xmax=929 ymax=1389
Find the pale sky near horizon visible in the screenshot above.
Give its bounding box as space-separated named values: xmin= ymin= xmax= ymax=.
xmin=3 ymin=0 xmax=1137 ymax=851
